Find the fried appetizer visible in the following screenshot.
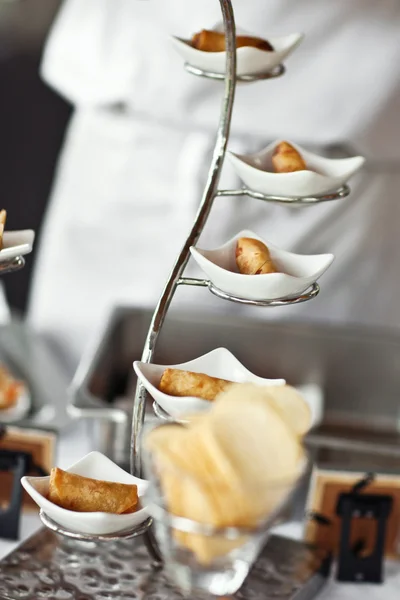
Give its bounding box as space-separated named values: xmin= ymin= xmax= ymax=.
xmin=48 ymin=468 xmax=138 ymax=514
xmin=159 ymin=368 xmax=233 ymax=401
xmin=0 ymin=210 xmax=6 ymax=251
xmin=0 ymin=364 xmax=24 ymax=410
xmin=272 ymin=141 xmax=307 ymax=173
xmin=191 ymin=30 xmax=274 ymax=53
xmin=236 ymin=237 xmax=278 ymax=275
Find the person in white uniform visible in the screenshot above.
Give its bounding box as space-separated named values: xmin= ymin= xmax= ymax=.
xmin=27 ymin=0 xmax=400 ymax=369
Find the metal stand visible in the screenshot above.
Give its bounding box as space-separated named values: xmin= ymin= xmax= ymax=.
xmin=22 ymin=5 xmax=350 ymax=597
xmin=129 ymin=0 xmax=353 ymax=565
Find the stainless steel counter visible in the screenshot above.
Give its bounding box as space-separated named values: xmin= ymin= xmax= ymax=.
xmin=70 ymin=306 xmax=400 ymax=468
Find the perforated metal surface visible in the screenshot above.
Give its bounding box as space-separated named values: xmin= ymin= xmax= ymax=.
xmin=0 ymin=529 xmax=330 ymax=600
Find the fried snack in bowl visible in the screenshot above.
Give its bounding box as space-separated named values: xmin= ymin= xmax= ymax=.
xmin=272 ymin=141 xmax=307 ymax=173
xmin=0 ymin=363 xmax=24 ymax=410
xmin=159 ymin=368 xmax=234 ymax=401
xmin=0 ymin=210 xmax=6 ymax=251
xmin=236 ymin=237 xmax=278 ymax=275
xmin=191 ymin=30 xmax=274 ymax=53
xmin=22 ymin=452 xmax=149 ymax=536
xmin=48 ymin=468 xmax=138 ymax=514
xmin=143 ymin=383 xmax=309 ymax=595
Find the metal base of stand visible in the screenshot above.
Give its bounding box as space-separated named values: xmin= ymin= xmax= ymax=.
xmin=0 ymin=528 xmax=331 ymax=600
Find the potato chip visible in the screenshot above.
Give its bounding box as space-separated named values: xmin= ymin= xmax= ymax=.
xmin=210 ymin=385 xmax=302 ymax=514
xmin=264 ymin=385 xmax=312 ymax=437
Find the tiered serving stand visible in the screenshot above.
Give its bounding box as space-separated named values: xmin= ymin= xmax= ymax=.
xmin=2 ymin=1 xmax=358 ymax=598
xmin=44 ymin=0 xmax=349 ymax=561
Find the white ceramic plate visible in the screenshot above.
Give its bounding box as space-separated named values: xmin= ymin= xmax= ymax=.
xmin=21 ymin=451 xmax=149 ymax=535
xmin=134 ymin=347 xmax=285 ymax=419
xmin=227 ymin=140 xmax=365 ymax=198
xmin=171 ymin=25 xmax=303 ymax=77
xmin=0 ymin=384 xmax=30 ymax=423
xmin=0 ymin=230 xmax=35 ymax=263
xmin=190 ymin=230 xmax=334 ymax=301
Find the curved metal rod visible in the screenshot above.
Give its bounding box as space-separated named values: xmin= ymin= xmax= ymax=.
xmin=185 ymin=63 xmax=285 ymax=82
xmin=177 ymin=277 xmax=209 ymax=287
xmin=216 ymin=185 xmax=350 ymax=205
xmin=39 ymin=511 xmax=153 ymax=542
xmin=177 ymin=277 xmax=320 ymax=306
xmin=152 ymin=401 xmax=174 ymax=422
xmin=131 ymin=0 xmax=237 ymax=478
xmin=208 ymin=282 xmax=320 ymax=306
xmin=0 ymin=256 xmax=25 ymax=276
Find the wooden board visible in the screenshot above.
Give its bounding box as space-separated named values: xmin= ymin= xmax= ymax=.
xmin=305 ymin=468 xmax=400 ymax=559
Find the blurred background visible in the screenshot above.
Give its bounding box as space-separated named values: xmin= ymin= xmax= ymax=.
xmin=0 ymin=0 xmax=71 ymax=314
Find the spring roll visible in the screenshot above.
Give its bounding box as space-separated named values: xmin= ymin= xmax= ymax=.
xmin=48 ymin=468 xmax=138 ymax=514
xmin=191 ymin=30 xmax=274 ymax=53
xmin=272 ymin=141 xmax=307 ymax=173
xmin=0 ymin=210 xmax=6 ymax=251
xmin=159 ymin=368 xmax=233 ymax=402
xmin=236 ymin=238 xmax=278 ymax=275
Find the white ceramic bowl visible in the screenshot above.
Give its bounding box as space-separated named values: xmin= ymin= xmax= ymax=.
xmin=0 ymin=384 xmax=30 ymax=423
xmin=227 ymin=140 xmax=365 ymax=198
xmin=21 ymin=451 xmax=149 ymax=535
xmin=171 ymin=26 xmax=303 ymax=77
xmin=134 ymin=347 xmax=285 ymax=419
xmin=0 ymin=230 xmax=35 ymax=263
xmin=190 ymin=230 xmax=334 ymax=301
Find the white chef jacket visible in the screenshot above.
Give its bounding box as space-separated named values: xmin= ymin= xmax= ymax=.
xmin=27 ymin=0 xmax=400 ymax=366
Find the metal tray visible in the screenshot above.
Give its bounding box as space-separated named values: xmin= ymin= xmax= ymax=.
xmin=70 ymin=306 xmax=400 ymax=468
xmin=0 ymin=527 xmax=331 ymax=600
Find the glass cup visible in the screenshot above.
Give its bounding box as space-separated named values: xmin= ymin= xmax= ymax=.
xmin=142 ymin=423 xmax=308 ymax=596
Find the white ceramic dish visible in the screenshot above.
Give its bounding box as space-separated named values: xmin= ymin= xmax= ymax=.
xmin=227 ymin=140 xmax=365 ymax=198
xmin=0 ymin=230 xmax=35 ymax=263
xmin=21 ymin=451 xmax=149 ymax=535
xmin=134 ymin=347 xmax=285 ymax=419
xmin=190 ymin=230 xmax=334 ymax=301
xmin=296 ymin=383 xmax=324 ymax=430
xmin=171 ymin=25 xmax=303 ymax=77
xmin=0 ymin=384 xmax=30 ymax=423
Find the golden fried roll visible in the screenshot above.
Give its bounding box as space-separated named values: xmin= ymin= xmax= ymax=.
xmin=159 ymin=368 xmax=233 ymax=402
xmin=272 ymin=141 xmax=307 ymax=173
xmin=236 ymin=237 xmax=278 ymax=275
xmin=191 ymin=30 xmax=274 ymax=53
xmin=0 ymin=210 xmax=6 ymax=251
xmin=48 ymin=468 xmax=138 ymax=514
